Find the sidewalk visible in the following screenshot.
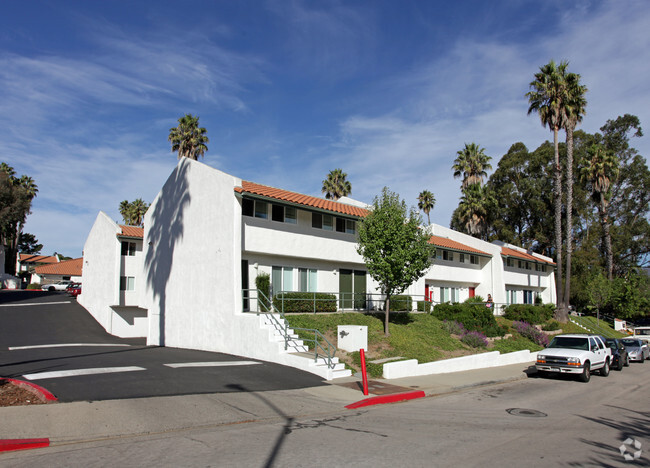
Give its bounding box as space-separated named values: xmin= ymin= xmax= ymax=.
xmin=0 ymin=362 xmax=534 ymax=447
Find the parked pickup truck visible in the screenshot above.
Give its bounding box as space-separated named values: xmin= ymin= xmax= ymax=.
xmin=536 ymin=334 xmax=612 ymax=383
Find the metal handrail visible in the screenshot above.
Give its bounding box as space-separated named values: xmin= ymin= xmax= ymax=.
xmin=242 ymin=289 xmax=338 ymax=369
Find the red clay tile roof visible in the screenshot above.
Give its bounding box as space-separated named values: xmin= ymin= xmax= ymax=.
xmin=429 ymin=235 xmax=490 ymax=256
xmin=35 ymin=257 xmax=83 ymax=276
xmin=501 ymin=246 xmax=555 ymax=265
xmin=119 ymin=225 xmax=144 ymax=239
xmin=18 ymin=254 xmax=59 ymax=264
xmin=235 ymin=181 xmax=369 ymax=218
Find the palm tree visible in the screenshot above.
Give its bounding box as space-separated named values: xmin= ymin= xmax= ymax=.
xmin=417 ymin=190 xmax=436 ymax=225
xmin=168 ymin=113 xmax=209 ymax=160
xmin=119 ymin=200 xmax=135 ymax=225
xmin=452 ymin=143 xmax=492 ymax=189
xmin=1 ymin=162 xmax=16 ymax=178
xmin=561 ymin=69 xmax=588 ymax=308
xmin=581 ymin=144 xmax=619 ymax=280
xmin=130 ymin=198 xmax=149 ymax=227
xmin=526 ymin=60 xmax=570 ymax=318
xmin=321 ymin=169 xmax=351 ymax=201
xmin=456 ymin=184 xmax=494 ymax=239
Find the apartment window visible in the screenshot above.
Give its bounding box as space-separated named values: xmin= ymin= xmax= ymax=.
xmin=272 ymin=266 xmax=294 ymax=294
xmin=506 ymin=257 xmax=514 ymax=267
xmin=243 ymin=199 xmax=268 ymax=219
xmin=470 ymin=255 xmax=479 ymax=265
xmin=459 ymin=253 xmax=465 ymax=263
xmin=436 ymin=250 xmax=443 ymax=260
xmin=525 ymin=262 xmax=532 ymax=270
xmin=323 ymin=214 xmax=333 ymax=231
xmin=535 ymin=264 xmax=546 ymax=272
xmin=523 ymin=290 xmax=533 ymax=304
xmin=271 ymin=204 xmax=297 ymax=224
xmin=121 ymin=242 xmax=136 ymax=256
xmin=299 ymin=268 xmax=317 ymax=292
xmin=254 ymin=200 xmax=268 ymax=219
xmin=506 ymin=289 xmax=516 ymax=305
xmin=120 ymin=276 xmax=135 ymax=291
xmin=442 ymin=250 xmax=454 ymax=261
xmin=312 ymin=213 xmax=322 ymax=229
xmin=336 ymin=217 xmax=345 ymax=233
xmin=346 ymin=220 xmax=356 ymax=234
xmin=440 ymin=287 xmax=459 ymax=303
xmin=242 ymin=198 xmax=254 ymax=217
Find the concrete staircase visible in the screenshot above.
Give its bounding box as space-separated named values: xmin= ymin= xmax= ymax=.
xmin=259 ymin=313 xmax=351 ymax=380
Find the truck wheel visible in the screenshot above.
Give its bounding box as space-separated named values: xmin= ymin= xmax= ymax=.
xmin=579 ymin=362 xmax=591 ymax=383
xmin=600 ymin=359 xmax=610 ymax=377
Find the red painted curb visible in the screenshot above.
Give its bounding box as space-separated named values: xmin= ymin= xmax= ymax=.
xmin=0 ymin=439 xmax=50 ymax=453
xmin=345 ymin=390 xmax=426 ymax=409
xmin=3 ymin=378 xmax=58 ymax=402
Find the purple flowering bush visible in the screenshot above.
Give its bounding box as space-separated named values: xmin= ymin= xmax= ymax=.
xmin=460 ymin=330 xmax=489 ymax=348
xmin=513 ymin=321 xmax=549 ymax=347
xmin=442 ymin=320 xmax=467 ymax=336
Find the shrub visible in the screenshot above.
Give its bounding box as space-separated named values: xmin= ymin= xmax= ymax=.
xmin=432 ymin=302 xmax=497 ymax=333
xmin=503 ymin=304 xmax=553 ymax=324
xmin=26 ymin=283 xmax=42 ymax=290
xmin=273 ymin=292 xmax=337 ymax=313
xmin=513 ymin=321 xmax=549 ymax=347
xmin=417 ymin=300 xmax=432 ymax=313
xmin=390 ymin=295 xmax=412 ymax=312
xmin=461 ymin=330 xmax=488 ymax=348
xmin=255 ymin=273 xmax=272 ymax=311
xmin=482 ymin=323 xmax=509 ymax=338
xmin=464 ymin=295 xmax=485 ymax=304
xmin=542 ymin=321 xmax=560 ymax=331
xmin=442 ymin=320 xmax=466 ymax=335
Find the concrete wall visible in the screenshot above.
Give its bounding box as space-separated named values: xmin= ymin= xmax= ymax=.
xmin=78 ymin=211 xmax=121 ymax=333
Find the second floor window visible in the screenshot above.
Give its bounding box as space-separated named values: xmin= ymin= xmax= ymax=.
xmin=121 ymin=242 xmax=136 ymax=256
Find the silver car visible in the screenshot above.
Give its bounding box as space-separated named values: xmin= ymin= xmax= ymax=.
xmin=620 ymin=338 xmax=650 ymax=362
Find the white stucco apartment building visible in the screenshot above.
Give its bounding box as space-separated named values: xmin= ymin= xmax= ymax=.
xmin=79 ymin=158 xmax=555 ymax=375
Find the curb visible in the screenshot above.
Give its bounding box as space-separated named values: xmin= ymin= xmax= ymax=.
xmin=345 ymin=390 xmax=426 ymax=409
xmin=3 ymin=378 xmax=58 ymax=402
xmin=0 ymin=439 xmax=50 ymax=453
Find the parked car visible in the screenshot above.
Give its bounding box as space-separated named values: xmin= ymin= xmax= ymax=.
xmin=632 ymin=326 xmax=650 ymax=346
xmin=536 ymin=334 xmax=612 ymax=383
xmin=620 ymin=338 xmax=650 ymax=362
xmin=41 ymin=280 xmax=73 ymax=292
xmin=605 ymin=338 xmax=629 ymax=370
xmin=68 ymin=283 xmax=82 ymax=298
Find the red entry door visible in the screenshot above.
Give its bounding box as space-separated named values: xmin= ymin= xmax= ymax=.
xmin=469 ymin=287 xmax=475 ymax=298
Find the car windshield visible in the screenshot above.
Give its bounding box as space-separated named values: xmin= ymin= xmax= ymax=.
xmin=548 ymin=337 xmax=589 ymax=350
xmin=635 ymin=328 xmax=650 ymax=336
xmin=621 ymin=339 xmax=640 ymax=347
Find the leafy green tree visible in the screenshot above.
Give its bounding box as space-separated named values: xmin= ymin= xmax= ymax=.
xmin=168 ymin=113 xmax=209 ymax=160
xmin=584 ymin=272 xmax=611 ymax=324
xmin=417 ymin=190 xmax=436 ymax=225
xmin=452 ymin=143 xmax=492 ymax=189
xmin=610 ymin=271 xmax=650 ymax=319
xmin=561 ymin=69 xmax=588 ymax=309
xmin=356 ymin=187 xmax=435 ymax=336
xmin=0 ymin=163 xmax=37 ymax=275
xmin=527 ymin=59 xmax=572 ymax=319
xmin=17 ymin=232 xmax=42 ymax=254
xmin=321 ymin=168 xmax=351 ymax=201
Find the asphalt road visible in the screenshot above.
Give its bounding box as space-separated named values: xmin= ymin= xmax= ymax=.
xmin=3 ymin=352 xmax=650 ymax=467
xmin=0 ymin=291 xmax=325 ymax=402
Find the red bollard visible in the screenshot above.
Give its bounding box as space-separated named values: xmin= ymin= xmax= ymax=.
xmin=360 ymin=348 xmax=369 ymax=396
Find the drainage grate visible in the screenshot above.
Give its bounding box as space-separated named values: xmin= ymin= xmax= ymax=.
xmin=506 ymin=408 xmax=547 ymax=418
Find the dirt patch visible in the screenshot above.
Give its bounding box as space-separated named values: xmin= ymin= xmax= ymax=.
xmin=0 ymin=379 xmax=49 ymax=407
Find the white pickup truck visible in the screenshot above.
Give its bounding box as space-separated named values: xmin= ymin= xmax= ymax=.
xmin=536 ymin=334 xmax=612 ymax=383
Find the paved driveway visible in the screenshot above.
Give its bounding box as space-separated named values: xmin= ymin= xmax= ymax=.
xmin=0 ymin=291 xmax=325 ymax=402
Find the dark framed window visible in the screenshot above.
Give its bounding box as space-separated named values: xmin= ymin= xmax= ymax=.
xmin=336 ymin=217 xmax=346 ymax=232
xmin=121 ymin=241 xmax=136 ymax=256
xmin=242 ymin=198 xmax=254 ymax=217
xmin=312 ymin=213 xmax=322 ymax=229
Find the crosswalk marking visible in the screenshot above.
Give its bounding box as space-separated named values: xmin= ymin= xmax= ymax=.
xmin=164 ymin=361 xmax=261 ymax=368
xmin=9 ymin=343 xmax=131 ymax=351
xmin=23 ymin=366 xmax=146 ymax=380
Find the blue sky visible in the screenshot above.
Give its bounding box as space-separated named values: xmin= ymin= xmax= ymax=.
xmin=2 ymin=0 xmax=649 ymax=257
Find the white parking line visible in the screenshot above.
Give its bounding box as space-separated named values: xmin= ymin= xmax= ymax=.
xmin=9 ymin=343 xmax=131 ymax=350
xmin=23 ymin=366 xmax=146 ymax=380
xmin=164 ymin=361 xmax=261 ymax=368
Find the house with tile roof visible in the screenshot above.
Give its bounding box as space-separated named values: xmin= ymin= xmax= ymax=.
xmin=79 ymin=158 xmax=555 ymax=378
xmin=15 ymin=253 xmax=61 ymax=285
xmin=32 ymin=257 xmax=83 ymax=284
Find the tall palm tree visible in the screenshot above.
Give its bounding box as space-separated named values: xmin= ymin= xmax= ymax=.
xmin=561 ymin=69 xmax=588 ymax=308
xmin=456 ymin=184 xmax=494 ymax=239
xmin=417 ymin=190 xmax=436 ymax=225
xmin=321 ymin=169 xmax=352 ymax=201
xmin=452 ymin=143 xmax=492 ymax=189
xmin=526 ymin=60 xmax=570 ymax=318
xmin=168 ymin=113 xmax=209 ymax=160
xmin=119 ymin=200 xmax=135 ymax=225
xmin=581 ymin=144 xmax=619 ymax=280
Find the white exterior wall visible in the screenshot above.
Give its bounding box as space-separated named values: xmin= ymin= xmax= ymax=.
xmin=78 ymin=212 xmax=122 ymax=332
